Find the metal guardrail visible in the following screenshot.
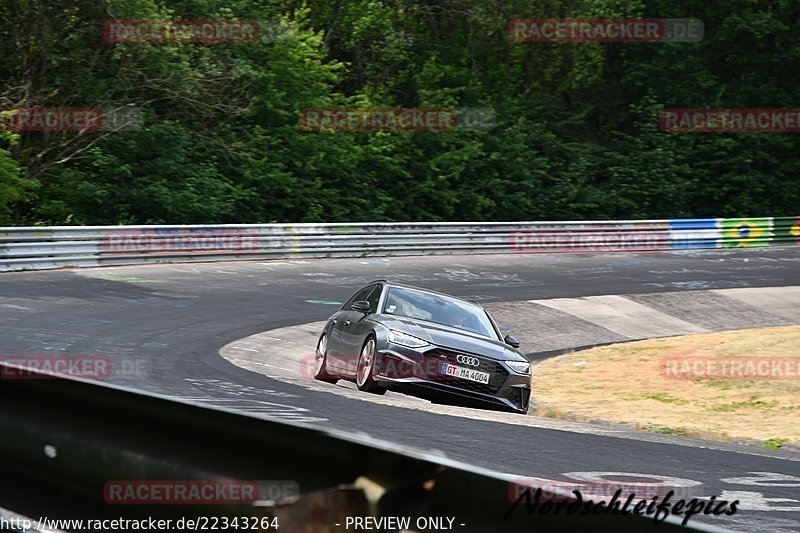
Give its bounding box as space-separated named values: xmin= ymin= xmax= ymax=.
xmin=1 ymin=217 xmax=797 ymax=271
xmin=0 ymin=362 xmax=720 ymax=531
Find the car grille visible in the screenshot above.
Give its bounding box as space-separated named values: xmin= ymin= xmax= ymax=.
xmin=424 ymin=348 xmax=508 ymax=394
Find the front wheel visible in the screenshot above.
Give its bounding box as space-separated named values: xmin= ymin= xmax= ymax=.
xmin=356 ymin=337 xmax=386 ymax=395
xmin=313 ymin=334 xmax=338 ymax=384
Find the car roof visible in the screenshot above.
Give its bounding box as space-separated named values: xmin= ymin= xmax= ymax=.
xmin=370 ymin=280 xmax=485 ymax=309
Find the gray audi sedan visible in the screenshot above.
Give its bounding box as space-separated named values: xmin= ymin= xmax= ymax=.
xmin=313 ymin=280 xmax=532 ymax=414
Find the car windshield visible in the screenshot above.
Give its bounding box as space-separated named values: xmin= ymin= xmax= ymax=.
xmin=383 ymin=287 xmax=497 ymax=339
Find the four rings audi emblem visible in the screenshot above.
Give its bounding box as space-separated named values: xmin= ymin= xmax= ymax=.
xmin=456 ymin=355 xmax=480 ymax=367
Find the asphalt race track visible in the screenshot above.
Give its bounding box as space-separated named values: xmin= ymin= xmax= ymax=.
xmin=2 ymin=247 xmax=800 ymax=532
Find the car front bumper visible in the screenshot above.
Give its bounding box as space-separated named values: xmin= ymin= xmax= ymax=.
xmin=372 ymin=344 xmax=532 ymax=413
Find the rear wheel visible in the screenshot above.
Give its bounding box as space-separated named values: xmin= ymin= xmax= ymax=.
xmin=313 ymin=334 xmax=338 ymax=384
xmin=356 ymin=337 xmax=386 ymax=395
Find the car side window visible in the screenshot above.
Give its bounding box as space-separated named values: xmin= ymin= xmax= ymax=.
xmin=342 ymin=285 xmax=375 ymax=310
xmin=365 ymin=285 xmax=383 ymax=313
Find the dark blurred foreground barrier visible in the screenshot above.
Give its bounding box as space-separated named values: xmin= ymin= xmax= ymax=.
xmin=0 ymin=362 xmax=726 ymax=532
xmin=1 ymin=217 xmax=798 ymax=271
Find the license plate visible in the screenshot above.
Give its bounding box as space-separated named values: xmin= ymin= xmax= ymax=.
xmin=440 ymin=363 xmax=490 ymax=384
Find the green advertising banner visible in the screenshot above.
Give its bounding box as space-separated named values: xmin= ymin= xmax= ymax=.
xmin=721 ymin=218 xmax=773 ymax=248
xmin=772 ymin=216 xmax=800 ymax=245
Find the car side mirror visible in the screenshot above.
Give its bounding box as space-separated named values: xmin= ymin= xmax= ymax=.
xmin=351 ymin=301 xmax=370 ymax=313
xmin=504 ymin=335 xmax=520 ymax=348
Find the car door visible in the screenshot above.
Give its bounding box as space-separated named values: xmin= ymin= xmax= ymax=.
xmin=347 ymin=284 xmax=384 ymax=368
xmin=327 ymin=285 xmax=374 ymax=372
xmin=338 ymin=284 xmax=381 ymax=376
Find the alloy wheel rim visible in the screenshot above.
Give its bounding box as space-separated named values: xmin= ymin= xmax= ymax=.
xmin=357 ymin=339 xmax=374 ymax=386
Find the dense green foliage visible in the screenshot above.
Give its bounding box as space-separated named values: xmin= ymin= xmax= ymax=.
xmin=0 ymin=0 xmax=797 ymax=225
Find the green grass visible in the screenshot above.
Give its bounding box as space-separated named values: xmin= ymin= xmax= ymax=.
xmin=622 ymin=392 xmax=689 ymax=405
xmin=607 ymin=345 xmax=674 ymax=354
xmin=762 ymin=438 xmax=789 ymax=450
xmin=647 ymin=426 xmax=689 ymax=436
xmin=701 ymin=380 xmax=757 ymax=390
xmin=712 ymin=399 xmax=777 ymax=412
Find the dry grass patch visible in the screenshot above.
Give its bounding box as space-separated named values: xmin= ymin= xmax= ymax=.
xmin=532 ymin=326 xmax=800 ymax=447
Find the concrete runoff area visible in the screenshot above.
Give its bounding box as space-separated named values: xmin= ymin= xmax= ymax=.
xmin=484 ymin=287 xmax=797 ymax=354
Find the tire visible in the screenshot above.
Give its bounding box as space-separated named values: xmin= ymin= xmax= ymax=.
xmin=313 ymin=333 xmax=338 ymax=384
xmin=356 ymin=336 xmax=386 ymax=395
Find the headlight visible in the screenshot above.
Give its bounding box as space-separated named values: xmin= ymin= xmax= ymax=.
xmin=505 ymin=360 xmax=531 ymax=375
xmin=388 ymin=329 xmax=429 ymax=348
